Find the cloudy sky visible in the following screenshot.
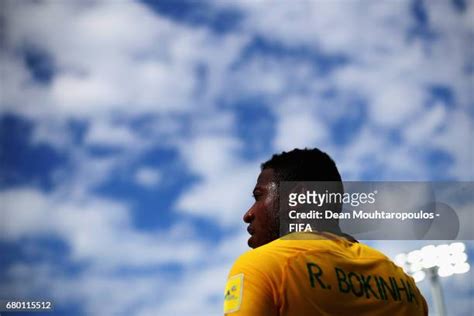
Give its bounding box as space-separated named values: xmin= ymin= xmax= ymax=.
xmin=1 ymin=0 xmax=473 ymax=315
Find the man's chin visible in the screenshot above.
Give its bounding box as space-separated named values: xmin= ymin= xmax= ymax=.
xmin=247 ymin=235 xmax=257 ymax=249
xmin=248 ymin=233 xmax=280 ymax=248
xmin=248 ymin=235 xmax=267 ymax=249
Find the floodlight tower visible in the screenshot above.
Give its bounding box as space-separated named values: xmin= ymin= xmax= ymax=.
xmin=394 ymin=242 xmax=470 ymax=316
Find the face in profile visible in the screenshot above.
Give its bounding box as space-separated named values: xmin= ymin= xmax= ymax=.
xmin=243 ymin=168 xmax=280 ymax=248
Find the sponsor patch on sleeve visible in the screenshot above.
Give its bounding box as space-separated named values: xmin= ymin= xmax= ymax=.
xmin=223 ymin=273 xmax=244 ymax=313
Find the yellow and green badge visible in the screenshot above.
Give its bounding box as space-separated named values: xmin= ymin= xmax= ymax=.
xmin=223 ymin=273 xmax=244 ymax=313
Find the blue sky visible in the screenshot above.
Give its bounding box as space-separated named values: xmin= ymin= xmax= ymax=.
xmin=1 ymin=0 xmax=473 ymax=315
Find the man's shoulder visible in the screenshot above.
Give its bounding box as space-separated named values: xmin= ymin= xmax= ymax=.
xmin=233 ymin=234 xmax=396 ymax=272
xmin=231 ymin=237 xmax=322 ymax=272
xmin=230 ymin=233 xmax=388 ymax=273
xmin=234 ymin=239 xmax=283 ymax=266
xmin=229 ymin=238 xmax=292 ymax=276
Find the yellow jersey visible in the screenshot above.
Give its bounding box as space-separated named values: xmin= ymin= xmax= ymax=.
xmin=224 ymin=232 xmax=428 ymax=316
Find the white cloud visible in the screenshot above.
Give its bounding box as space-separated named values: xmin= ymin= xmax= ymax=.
xmin=180 ymin=134 xmax=240 ymax=177
xmin=175 ymin=132 xmax=260 ymax=225
xmin=273 ymin=96 xmax=329 ymax=152
xmin=59 ymin=153 xmax=121 ymax=197
xmin=2 ymin=1 xmax=246 ymax=119
xmin=221 ymin=0 xmax=412 ymax=57
xmin=0 ymin=188 xmax=206 ymax=268
xmin=134 ymin=167 xmax=162 ymax=188
xmin=4 ymin=235 xmax=247 ymax=316
xmin=431 ymin=109 xmax=474 ymax=180
xmin=403 ymin=103 xmax=447 ymax=144
xmin=2 ymin=262 xmax=170 ymax=315
xmin=85 ymin=119 xmax=144 ymax=148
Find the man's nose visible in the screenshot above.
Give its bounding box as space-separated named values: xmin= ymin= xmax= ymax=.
xmin=243 ymin=208 xmax=254 ymax=223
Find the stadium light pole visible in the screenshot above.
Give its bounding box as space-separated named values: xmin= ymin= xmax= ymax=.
xmin=426 ymin=266 xmax=446 ymax=316
xmin=394 ymin=242 xmax=470 ymax=316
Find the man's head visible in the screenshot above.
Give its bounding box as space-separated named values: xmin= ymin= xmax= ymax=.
xmin=243 ymin=148 xmax=342 ymax=248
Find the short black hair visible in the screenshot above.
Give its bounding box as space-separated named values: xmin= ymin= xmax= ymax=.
xmin=262 ymin=148 xmax=344 ymax=214
xmin=261 ymin=148 xmax=342 ymax=183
